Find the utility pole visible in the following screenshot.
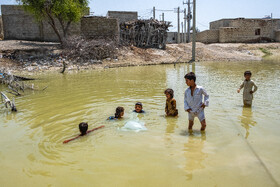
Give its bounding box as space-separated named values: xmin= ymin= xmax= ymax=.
xmin=271 ymin=13 xmax=274 ymax=40
xmin=153 ymin=6 xmax=155 ymax=19
xmin=162 ymin=13 xmax=164 ymax=22
xmin=187 ymin=0 xmax=191 ymax=43
xmin=177 ymin=7 xmax=180 ymax=43
xmin=184 ymin=8 xmax=187 ymax=43
xmin=181 ymin=22 xmax=184 ymax=43
xmin=191 ymin=0 xmax=196 ymax=62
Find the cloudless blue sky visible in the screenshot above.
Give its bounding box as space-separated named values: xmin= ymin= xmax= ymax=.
xmin=1 ymin=0 xmax=280 ymax=31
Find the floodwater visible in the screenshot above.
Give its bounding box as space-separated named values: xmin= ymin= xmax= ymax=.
xmin=1 ymin=59 xmax=280 ymax=187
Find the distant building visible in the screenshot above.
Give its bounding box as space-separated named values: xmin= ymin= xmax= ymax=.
xmin=107 ymin=11 xmax=138 ymax=23
xmin=196 ymin=18 xmax=280 ymax=43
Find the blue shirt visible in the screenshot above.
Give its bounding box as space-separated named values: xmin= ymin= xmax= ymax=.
xmin=184 ymin=85 xmax=209 ymax=113
xmin=133 ymin=110 xmax=145 ymax=113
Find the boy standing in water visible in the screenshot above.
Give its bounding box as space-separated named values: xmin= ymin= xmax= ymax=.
xmin=184 ymin=72 xmax=209 ymax=131
xmin=237 ymin=71 xmax=258 ymax=107
xmin=164 ymin=88 xmax=178 ymax=117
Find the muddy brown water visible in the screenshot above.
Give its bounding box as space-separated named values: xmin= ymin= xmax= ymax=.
xmin=1 ymin=59 xmax=280 ymax=186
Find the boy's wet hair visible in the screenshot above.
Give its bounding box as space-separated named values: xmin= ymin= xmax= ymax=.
xmin=115 ymin=106 xmax=124 ymax=118
xmin=79 ymin=122 xmax=88 ymax=136
xmin=184 ymin=72 xmax=196 ymax=82
xmin=135 ymin=102 xmax=143 ymax=107
xmin=244 ymin=71 xmax=252 ymax=76
xmin=164 ymin=88 xmax=174 ymax=99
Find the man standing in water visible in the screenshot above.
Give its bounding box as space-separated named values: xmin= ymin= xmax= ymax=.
xmin=237 ymin=71 xmax=258 ymax=107
xmin=184 ymin=72 xmax=209 ymax=131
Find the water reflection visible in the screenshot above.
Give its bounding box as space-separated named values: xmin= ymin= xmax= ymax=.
xmin=184 ymin=131 xmax=207 ymax=181
xmin=239 ymin=106 xmax=257 ymax=139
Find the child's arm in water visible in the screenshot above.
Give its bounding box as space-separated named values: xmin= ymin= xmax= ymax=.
xmin=63 ymin=125 xmax=104 ymax=144
xmin=237 ymin=81 xmax=244 ymax=93
xmin=87 ymin=125 xmax=105 ymax=133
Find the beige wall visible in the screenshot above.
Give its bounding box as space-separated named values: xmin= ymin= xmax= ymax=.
xmin=0 ymin=16 xmax=3 ymax=39
xmin=1 ymin=5 xmax=80 ymax=42
xmin=210 ymin=19 xmax=232 ymax=30
xmin=196 ymin=29 xmax=219 ymax=44
xmin=275 ymin=30 xmax=280 ymax=42
xmin=81 ymin=17 xmax=119 ymax=40
xmin=107 ymin=11 xmax=137 ymax=23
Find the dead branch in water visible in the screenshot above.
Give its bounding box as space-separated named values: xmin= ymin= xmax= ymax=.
xmin=1 ymin=92 xmax=17 ymax=112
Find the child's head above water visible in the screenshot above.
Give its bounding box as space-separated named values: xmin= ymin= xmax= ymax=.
xmin=79 ymin=122 xmax=88 ymax=136
xmin=244 ymin=71 xmax=252 ymax=80
xmin=184 ymin=72 xmax=196 ymax=86
xmin=115 ymin=106 xmax=124 ymax=118
xmin=164 ymin=88 xmax=174 ymax=99
xmin=135 ymin=102 xmax=143 ymax=113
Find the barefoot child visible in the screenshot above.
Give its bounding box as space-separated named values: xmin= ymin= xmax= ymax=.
xmin=133 ymin=102 xmax=145 ymax=113
xmin=184 ymin=72 xmax=209 ymax=131
xmin=107 ymin=106 xmax=125 ymax=120
xmin=237 ymin=71 xmax=258 ymax=107
xmin=63 ymin=122 xmax=104 ymax=144
xmin=164 ymin=88 xmax=178 ymax=117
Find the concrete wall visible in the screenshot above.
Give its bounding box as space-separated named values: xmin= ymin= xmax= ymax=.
xmin=196 ymin=29 xmax=219 ymax=44
xmin=1 ymin=5 xmax=80 ymax=42
xmin=275 ymin=30 xmax=280 ymax=42
xmin=0 ymin=16 xmax=3 ymax=39
xmin=81 ymin=16 xmax=119 ymax=40
xmin=107 ymin=11 xmax=137 ymax=23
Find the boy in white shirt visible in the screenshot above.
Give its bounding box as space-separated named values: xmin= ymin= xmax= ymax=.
xmin=184 ymin=72 xmax=209 ymax=131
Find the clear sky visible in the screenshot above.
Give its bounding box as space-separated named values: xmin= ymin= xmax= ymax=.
xmin=1 ymin=0 xmax=280 ymax=31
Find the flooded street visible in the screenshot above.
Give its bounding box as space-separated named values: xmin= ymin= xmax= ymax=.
xmin=1 ymin=59 xmax=280 ymax=186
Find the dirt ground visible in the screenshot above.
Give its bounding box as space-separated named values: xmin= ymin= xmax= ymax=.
xmin=1 ymin=40 xmax=280 ymax=72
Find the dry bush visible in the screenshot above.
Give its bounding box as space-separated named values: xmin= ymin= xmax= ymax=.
xmin=62 ymin=36 xmax=118 ymax=62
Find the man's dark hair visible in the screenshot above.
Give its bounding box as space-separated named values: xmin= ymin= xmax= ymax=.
xmin=115 ymin=106 xmax=124 ymax=118
xmin=79 ymin=122 xmax=88 ymax=136
xmin=164 ymin=88 xmax=174 ymax=99
xmin=184 ymin=72 xmax=196 ymax=82
xmin=244 ymin=71 xmax=252 ymax=76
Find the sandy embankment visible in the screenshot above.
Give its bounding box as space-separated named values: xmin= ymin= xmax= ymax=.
xmin=0 ymin=40 xmax=280 ymax=72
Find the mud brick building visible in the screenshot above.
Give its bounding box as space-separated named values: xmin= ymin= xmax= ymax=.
xmin=107 ymin=11 xmax=138 ymax=24
xmin=196 ymin=18 xmax=280 ymax=43
xmin=81 ymin=16 xmax=119 ymax=41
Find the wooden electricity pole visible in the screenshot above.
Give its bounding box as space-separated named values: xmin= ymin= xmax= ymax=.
xmin=162 ymin=13 xmax=164 ymax=22
xmin=153 ymin=7 xmax=155 ymax=19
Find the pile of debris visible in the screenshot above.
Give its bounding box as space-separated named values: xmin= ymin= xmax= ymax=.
xmin=120 ymin=19 xmax=171 ymax=49
xmin=62 ymin=36 xmax=118 ymax=62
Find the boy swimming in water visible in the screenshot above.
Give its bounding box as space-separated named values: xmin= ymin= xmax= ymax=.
xmin=63 ymin=122 xmax=104 ymax=144
xmin=184 ymin=72 xmax=209 ymax=131
xmin=237 ymin=71 xmax=258 ymax=107
xmin=133 ymin=102 xmax=145 ymax=113
xmin=107 ymin=106 xmax=125 ymax=120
